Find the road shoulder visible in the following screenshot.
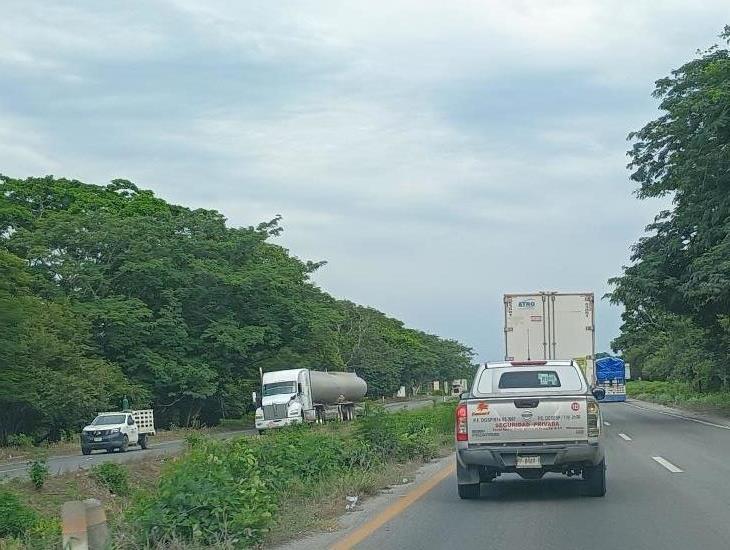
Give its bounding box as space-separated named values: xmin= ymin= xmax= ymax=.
xmin=274 ymin=453 xmax=454 ymax=550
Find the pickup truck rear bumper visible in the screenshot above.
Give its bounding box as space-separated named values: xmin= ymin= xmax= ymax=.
xmin=456 ymin=442 xmax=603 ymax=484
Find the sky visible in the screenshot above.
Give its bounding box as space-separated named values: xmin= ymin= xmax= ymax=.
xmin=1 ymin=1 xmax=728 ymax=361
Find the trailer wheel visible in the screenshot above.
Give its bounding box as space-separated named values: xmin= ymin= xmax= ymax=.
xmin=139 ymin=434 xmax=148 ymax=449
xmin=315 ymin=408 xmax=325 ymax=424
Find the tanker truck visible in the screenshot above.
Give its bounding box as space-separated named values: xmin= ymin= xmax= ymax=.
xmin=253 ymin=369 xmax=367 ymax=433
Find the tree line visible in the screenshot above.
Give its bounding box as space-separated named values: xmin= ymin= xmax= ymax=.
xmin=609 ymin=26 xmax=730 ymax=390
xmin=0 ymin=176 xmax=473 ymax=443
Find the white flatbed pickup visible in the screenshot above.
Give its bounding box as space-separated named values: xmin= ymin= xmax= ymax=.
xmin=455 ymin=360 xmax=606 ymax=499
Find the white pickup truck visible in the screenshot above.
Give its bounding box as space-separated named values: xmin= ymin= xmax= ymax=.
xmin=80 ymin=410 xmax=155 ymax=455
xmin=455 ymin=360 xmax=606 ymax=499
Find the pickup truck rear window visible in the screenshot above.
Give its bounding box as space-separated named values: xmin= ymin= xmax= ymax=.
xmin=498 ymin=370 xmax=561 ymax=389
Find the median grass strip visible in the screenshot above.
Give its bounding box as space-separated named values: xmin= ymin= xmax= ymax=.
xmin=0 ymin=403 xmax=455 ymax=549
xmin=627 ymin=381 xmax=730 ymax=416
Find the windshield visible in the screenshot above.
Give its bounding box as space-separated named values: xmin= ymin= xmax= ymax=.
xmin=91 ymin=414 xmax=126 ymax=425
xmin=262 ymin=381 xmax=297 ymax=397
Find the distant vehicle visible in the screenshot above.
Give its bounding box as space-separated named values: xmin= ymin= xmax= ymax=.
xmin=80 ymin=410 xmax=155 ymax=455
xmin=504 ymin=292 xmax=596 ymax=383
xmin=451 ymin=378 xmax=468 ymax=396
xmin=254 ymin=369 xmax=367 ymax=433
xmin=595 ymin=356 xmax=627 ymax=402
xmin=455 ymin=360 xmax=606 ymax=499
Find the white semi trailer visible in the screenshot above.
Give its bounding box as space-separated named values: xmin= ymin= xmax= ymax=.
xmin=504 ymin=292 xmax=596 ymax=383
xmin=254 ymin=369 xmax=367 ymax=433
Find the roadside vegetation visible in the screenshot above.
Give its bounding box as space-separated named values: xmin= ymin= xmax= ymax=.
xmin=627 ymin=381 xmax=730 ymax=416
xmin=0 ymin=403 xmax=455 ymax=549
xmin=608 ymin=27 xmax=730 ymax=394
xmin=0 ymin=176 xmax=472 ymax=447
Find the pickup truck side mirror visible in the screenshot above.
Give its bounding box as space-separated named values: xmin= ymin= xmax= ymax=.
xmin=459 ymin=391 xmax=470 ymax=400
xmin=592 ymin=387 xmax=606 ymax=401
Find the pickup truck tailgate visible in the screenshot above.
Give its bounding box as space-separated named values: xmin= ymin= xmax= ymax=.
xmin=467 ymin=396 xmax=587 ymax=444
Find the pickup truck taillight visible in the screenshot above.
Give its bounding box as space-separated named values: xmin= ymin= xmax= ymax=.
xmin=587 ymin=400 xmax=600 ymax=437
xmin=456 ymin=402 xmax=468 ymax=441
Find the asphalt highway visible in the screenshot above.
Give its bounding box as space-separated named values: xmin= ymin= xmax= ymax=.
xmin=353 ymin=401 xmax=730 ymax=550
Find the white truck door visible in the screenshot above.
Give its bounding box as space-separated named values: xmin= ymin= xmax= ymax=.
xmin=504 ymin=294 xmax=548 ymax=361
xmin=126 ymin=415 xmax=139 ymax=443
xmin=548 ymin=293 xmax=595 ymax=382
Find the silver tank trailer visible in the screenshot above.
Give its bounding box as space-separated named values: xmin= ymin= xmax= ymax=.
xmin=309 ymin=371 xmax=367 ymax=404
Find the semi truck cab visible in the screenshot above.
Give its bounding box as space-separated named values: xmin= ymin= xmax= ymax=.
xmin=254 ymin=369 xmax=312 ymax=432
xmin=254 ymin=368 xmax=367 ymax=433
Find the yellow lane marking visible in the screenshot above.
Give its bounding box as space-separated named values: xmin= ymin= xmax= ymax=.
xmin=329 ymin=461 xmax=456 ymax=550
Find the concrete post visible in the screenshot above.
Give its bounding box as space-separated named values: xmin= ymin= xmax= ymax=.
xmin=84 ymin=498 xmax=109 ymax=550
xmin=62 ymin=501 xmax=88 ymax=550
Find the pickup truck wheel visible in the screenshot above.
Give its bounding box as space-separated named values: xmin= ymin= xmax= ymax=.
xmin=139 ymin=434 xmax=148 ymax=449
xmin=120 ymin=435 xmax=129 ymax=453
xmin=257 ymin=429 xmax=265 ymax=435
xmin=583 ymin=460 xmax=606 ymax=497
xmin=458 ymin=483 xmax=480 ymax=499
xmin=81 ymin=446 xmax=91 ymax=456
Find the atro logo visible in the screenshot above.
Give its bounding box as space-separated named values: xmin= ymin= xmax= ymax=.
xmin=517 ymin=299 xmax=536 ymax=309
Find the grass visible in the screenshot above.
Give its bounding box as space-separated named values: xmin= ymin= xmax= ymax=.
xmin=265 ymin=460 xmax=424 ymax=546
xmin=1 ymin=405 xmax=454 ymax=549
xmin=627 ymin=380 xmax=730 ymax=416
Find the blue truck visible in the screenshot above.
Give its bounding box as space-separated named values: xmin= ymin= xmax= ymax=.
xmin=595 ymin=356 xmax=626 ymax=402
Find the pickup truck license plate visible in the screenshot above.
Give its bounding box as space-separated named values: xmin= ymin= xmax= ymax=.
xmin=516 ymin=455 xmax=541 ymax=468
xmin=93 ymin=437 xmax=102 ymax=442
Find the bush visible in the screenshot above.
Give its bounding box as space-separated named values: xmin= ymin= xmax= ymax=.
xmin=92 ymin=462 xmax=130 ymax=496
xmin=127 ymin=404 xmax=455 ymax=547
xmin=131 ymin=438 xmax=277 ymax=547
xmin=6 ymin=434 xmax=34 ymax=448
xmin=627 ymin=380 xmax=730 ymax=412
xmin=0 ymin=488 xmax=38 ymax=538
xmin=28 ymin=457 xmax=48 ymax=490
xmin=355 ymin=404 xmax=453 ymax=462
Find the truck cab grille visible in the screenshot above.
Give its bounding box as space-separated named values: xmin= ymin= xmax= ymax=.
xmin=263 ymin=403 xmax=288 ymax=420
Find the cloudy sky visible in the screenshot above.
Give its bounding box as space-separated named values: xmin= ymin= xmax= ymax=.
xmin=1 ymin=1 xmax=727 ymax=360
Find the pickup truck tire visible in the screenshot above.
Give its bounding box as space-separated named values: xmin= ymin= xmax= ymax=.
xmin=81 ymin=446 xmax=91 ymax=456
xmin=139 ymin=434 xmax=148 ymax=449
xmin=120 ymin=435 xmax=129 ymax=453
xmin=583 ymin=459 xmax=606 ymax=497
xmin=458 ymin=483 xmax=481 ymax=499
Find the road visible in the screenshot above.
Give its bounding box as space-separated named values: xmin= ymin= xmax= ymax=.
xmin=349 ymin=401 xmax=730 ymax=550
xmin=0 ymin=398 xmax=434 ymax=481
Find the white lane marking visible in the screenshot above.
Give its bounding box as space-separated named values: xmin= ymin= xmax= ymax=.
xmin=618 ymin=433 xmax=632 ymax=441
xmin=626 ymin=401 xmax=730 ymax=431
xmin=652 ymin=456 xmax=683 ymax=473
xmin=603 ymin=421 xmax=611 ymax=426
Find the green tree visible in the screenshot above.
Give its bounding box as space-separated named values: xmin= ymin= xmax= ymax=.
xmin=609 ymin=26 xmax=730 ymax=389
